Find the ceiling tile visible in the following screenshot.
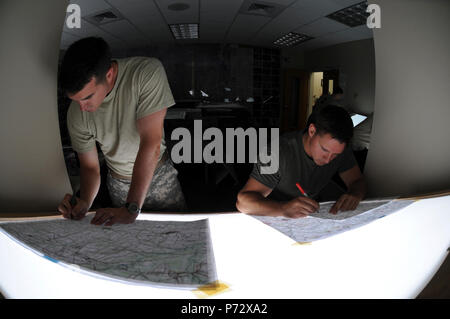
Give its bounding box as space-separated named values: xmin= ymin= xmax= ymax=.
xmin=291 ymin=0 xmax=343 ymax=16
xmin=106 ymin=0 xmax=174 ymax=44
xmin=200 ymin=0 xmax=244 ymax=20
xmin=68 ymin=0 xmax=112 ymax=17
xmin=226 ymin=14 xmax=271 ymax=44
xmin=62 ymin=19 xmax=126 ymax=50
xmin=331 ymin=24 xmax=373 ymax=41
xmin=200 ymin=0 xmax=242 ymax=26
xmin=252 ymin=8 xmax=314 ymax=44
xmin=294 ymin=17 xmax=349 ymax=37
xmin=294 ymin=24 xmax=372 ymax=52
xmin=199 ymin=0 xmax=243 ymax=42
xmin=100 ymin=19 xmax=149 ymax=47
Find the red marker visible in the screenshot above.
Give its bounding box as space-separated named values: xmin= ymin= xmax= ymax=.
xmin=296 ymin=183 xmax=309 ymax=198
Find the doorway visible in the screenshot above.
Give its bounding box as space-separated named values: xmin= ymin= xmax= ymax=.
xmin=307 ymin=69 xmax=340 ymax=117
xmin=323 ymin=69 xmax=340 ymax=95
xmin=281 ymin=69 xmax=341 ymax=134
xmin=308 ymin=71 xmax=324 ymax=117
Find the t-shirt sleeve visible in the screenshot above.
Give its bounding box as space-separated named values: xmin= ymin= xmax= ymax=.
xmin=67 ymin=102 xmax=96 ymax=154
xmin=337 ymin=145 xmax=358 ymax=173
xmin=250 ymin=140 xmax=282 ymax=190
xmin=136 ymin=58 xmax=176 ymax=119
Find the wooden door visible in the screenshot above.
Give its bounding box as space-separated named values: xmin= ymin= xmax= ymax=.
xmin=281 ymin=69 xmax=310 ymax=134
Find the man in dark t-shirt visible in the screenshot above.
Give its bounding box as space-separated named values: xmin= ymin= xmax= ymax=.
xmin=236 ymin=104 xmax=367 ymax=218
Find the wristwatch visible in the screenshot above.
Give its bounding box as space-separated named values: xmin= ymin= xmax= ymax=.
xmin=125 ymin=202 xmax=141 ymax=215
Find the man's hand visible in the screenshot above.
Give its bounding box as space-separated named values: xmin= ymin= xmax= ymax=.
xmin=91 ymin=207 xmax=138 ymax=226
xmin=57 ymin=194 xmax=89 ymax=220
xmin=334 ymin=165 xmax=366 ymax=214
xmin=281 ymin=197 xmax=319 ymax=218
xmin=329 ymin=193 xmax=362 ymax=214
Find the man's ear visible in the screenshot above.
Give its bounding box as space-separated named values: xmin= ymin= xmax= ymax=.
xmin=308 ymin=123 xmax=316 ymax=137
xmin=105 ymin=65 xmax=114 ymax=81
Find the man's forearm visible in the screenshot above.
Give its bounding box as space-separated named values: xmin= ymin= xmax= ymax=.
xmin=236 ymin=191 xmax=284 ymax=217
xmin=80 ymin=167 xmax=101 ymax=208
xmin=347 ymin=177 xmax=367 ymax=199
xmin=127 ymin=144 xmax=160 ymax=208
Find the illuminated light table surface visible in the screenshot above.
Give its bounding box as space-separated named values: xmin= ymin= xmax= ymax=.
xmin=0 ymin=195 xmax=449 ymax=299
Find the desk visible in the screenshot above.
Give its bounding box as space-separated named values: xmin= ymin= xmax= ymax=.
xmin=0 ymin=195 xmax=449 ymax=298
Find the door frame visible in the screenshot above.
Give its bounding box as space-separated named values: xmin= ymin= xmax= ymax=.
xmin=281 ymin=69 xmax=310 ymax=134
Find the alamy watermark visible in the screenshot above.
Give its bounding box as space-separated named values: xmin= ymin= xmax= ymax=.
xmin=66 ymin=4 xmax=81 ymax=29
xmin=171 ymin=120 xmax=279 ymax=175
xmin=366 ymin=4 xmax=381 ymax=29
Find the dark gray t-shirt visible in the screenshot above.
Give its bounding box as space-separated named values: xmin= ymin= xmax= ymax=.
xmin=251 ymin=131 xmax=357 ymax=201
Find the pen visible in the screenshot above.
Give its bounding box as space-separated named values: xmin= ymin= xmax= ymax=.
xmin=295 ymin=183 xmax=309 ymax=198
xmin=69 ymin=189 xmax=78 ymax=219
xmin=70 ymin=189 xmax=78 ymax=207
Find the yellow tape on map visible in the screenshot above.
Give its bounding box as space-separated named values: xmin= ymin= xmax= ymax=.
xmin=192 ymin=280 xmax=230 ymax=298
xmin=293 ymin=242 xmax=312 ymax=246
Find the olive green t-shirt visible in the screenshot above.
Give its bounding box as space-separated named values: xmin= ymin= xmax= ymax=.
xmin=67 ymin=57 xmax=175 ymax=177
xmin=251 ymin=130 xmax=357 ymax=201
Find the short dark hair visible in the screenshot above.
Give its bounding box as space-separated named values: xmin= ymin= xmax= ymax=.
xmin=333 ymin=86 xmax=343 ymax=95
xmin=59 ymin=37 xmax=112 ymax=95
xmin=306 ymin=104 xmax=353 ymax=144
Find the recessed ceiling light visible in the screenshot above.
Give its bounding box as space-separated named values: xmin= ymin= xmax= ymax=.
xmin=169 ymin=24 xmax=199 ymax=40
xmin=326 ymin=1 xmax=370 ymax=27
xmin=273 ymin=32 xmax=313 ymax=48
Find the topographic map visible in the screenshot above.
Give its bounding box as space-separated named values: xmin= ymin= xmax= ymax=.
xmin=311 ymin=199 xmax=392 ymax=220
xmin=0 ymin=216 xmax=217 ymax=288
xmin=253 ymin=199 xmax=415 ymax=243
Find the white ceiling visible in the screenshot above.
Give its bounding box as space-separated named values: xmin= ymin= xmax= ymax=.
xmin=61 ymin=0 xmax=373 ymax=52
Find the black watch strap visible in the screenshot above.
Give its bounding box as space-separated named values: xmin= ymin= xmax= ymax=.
xmin=125 ymin=202 xmax=141 ymax=215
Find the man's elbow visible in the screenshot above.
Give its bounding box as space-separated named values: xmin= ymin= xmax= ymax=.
xmin=140 ymin=139 xmax=161 ymax=158
xmin=236 ymin=192 xmax=252 ymax=214
xmin=80 ymin=165 xmax=100 ymax=178
xmin=236 ymin=191 xmax=251 ymax=214
xmin=358 ymin=175 xmax=367 ymax=190
xmin=153 ymin=144 xmax=161 ymax=159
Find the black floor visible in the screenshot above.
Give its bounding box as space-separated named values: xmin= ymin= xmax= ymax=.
xmin=176 ymin=162 xmax=252 ymax=212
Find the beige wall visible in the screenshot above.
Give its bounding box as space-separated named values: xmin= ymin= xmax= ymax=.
xmin=365 ymin=0 xmax=450 ymax=197
xmin=0 ymin=0 xmax=72 ymax=213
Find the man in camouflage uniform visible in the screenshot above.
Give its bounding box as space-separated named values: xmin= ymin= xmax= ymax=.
xmin=57 ymin=37 xmax=186 ymax=226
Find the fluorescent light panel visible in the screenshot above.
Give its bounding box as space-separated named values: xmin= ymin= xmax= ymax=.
xmin=169 ymin=24 xmax=199 ymax=39
xmin=327 ymin=1 xmax=370 ymax=27
xmin=273 ymin=32 xmax=313 ymax=48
